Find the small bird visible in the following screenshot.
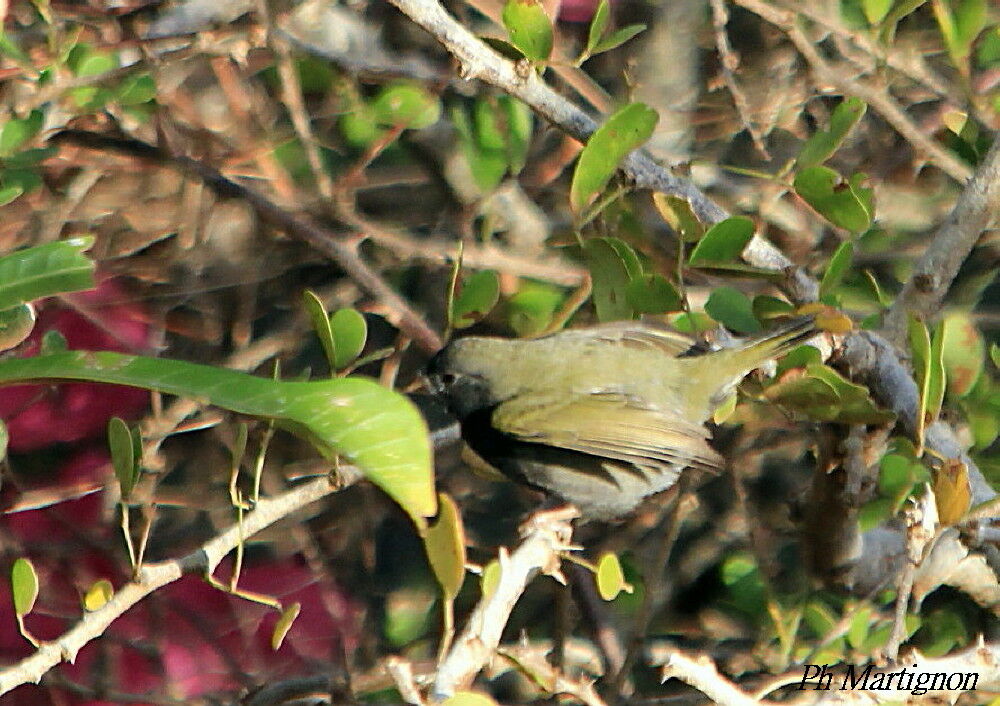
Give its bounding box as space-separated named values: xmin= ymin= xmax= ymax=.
xmin=426 ymin=317 xmax=817 ymax=520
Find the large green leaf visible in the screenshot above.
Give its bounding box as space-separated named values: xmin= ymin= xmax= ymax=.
xmin=0 ymin=237 xmax=97 ymax=311
xmin=0 ymin=352 xmax=436 ymax=524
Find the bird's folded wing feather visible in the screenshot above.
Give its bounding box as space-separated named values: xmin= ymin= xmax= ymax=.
xmin=491 ymin=392 xmax=723 ymax=472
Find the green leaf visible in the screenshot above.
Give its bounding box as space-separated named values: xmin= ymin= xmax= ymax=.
xmin=861 ymin=0 xmax=893 ymax=24
xmin=669 ymin=311 xmax=714 ymax=335
xmin=688 ymin=216 xmax=754 ymax=265
xmin=908 ymin=315 xmax=944 ymax=448
xmin=108 ymin=417 xmax=140 ymax=499
xmin=596 ymin=553 xmax=632 ymax=601
xmin=775 ymin=343 xmax=822 ymax=376
xmin=820 ymin=241 xmax=854 ymax=298
xmin=584 ymin=237 xmax=641 ymax=322
xmin=705 ymin=286 xmax=762 ymax=334
xmin=11 ymin=558 xmax=38 ymax=617
xmin=474 ymin=99 xmax=505 ymax=150
xmin=570 ymin=103 xmax=658 ymax=213
xmin=452 ymin=104 xmax=507 ymax=193
xmin=0 ymin=352 xmax=437 ymax=524
xmin=423 ymin=492 xmax=467 ymax=600
xmin=303 ymin=290 xmax=337 ymax=375
xmin=940 ymin=312 xmax=984 ymax=397
xmin=0 ymin=185 xmax=24 ymax=207
xmin=40 ymin=329 xmax=67 ymax=354
xmin=0 ymin=238 xmax=96 ymax=311
xmin=587 ymin=0 xmax=611 ymax=54
xmin=626 ymin=273 xmax=682 ymax=314
xmin=272 ymin=602 xmax=301 ymax=650
xmin=794 ymin=167 xmax=873 ymax=232
xmin=67 ymin=45 xmax=117 ymax=77
xmin=0 ymin=304 xmax=36 ymax=351
xmin=507 ymin=282 xmax=564 ymax=337
xmin=500 ymin=96 xmax=533 ymax=174
xmin=502 ymin=0 xmax=553 ymax=62
xmin=859 ymin=497 xmax=895 ymax=531
xmin=752 ymin=295 xmax=795 ymax=322
xmin=330 ymin=309 xmax=367 ymax=370
xmin=652 ymin=193 xmax=704 ymax=242
xmin=592 ymin=24 xmax=646 ymax=54
xmin=451 ymin=271 xmax=500 ymax=329
xmin=372 ymin=83 xmax=441 ymax=130
xmin=339 ymin=103 xmax=385 ymax=148
xmin=116 ymin=73 xmax=156 ymax=105
xmin=847 ymin=604 xmax=874 ymax=651
xmin=991 ymin=342 xmax=1000 ymax=369
xmin=797 ymin=98 xmax=867 ymax=168
xmin=0 ymin=110 xmax=44 ymax=158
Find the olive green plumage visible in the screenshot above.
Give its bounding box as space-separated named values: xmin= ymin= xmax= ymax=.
xmin=428 ymin=317 xmax=817 ymax=520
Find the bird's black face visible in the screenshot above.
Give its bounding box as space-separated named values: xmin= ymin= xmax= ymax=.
xmin=425 ymin=346 xmax=500 ymax=421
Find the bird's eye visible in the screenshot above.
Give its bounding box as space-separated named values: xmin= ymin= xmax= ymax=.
xmin=440 ymin=373 xmax=457 ymax=386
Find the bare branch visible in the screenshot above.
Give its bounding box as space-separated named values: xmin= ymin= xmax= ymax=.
xmin=883 ymin=136 xmax=1000 ymax=344
xmin=433 ymin=507 xmax=578 ymax=700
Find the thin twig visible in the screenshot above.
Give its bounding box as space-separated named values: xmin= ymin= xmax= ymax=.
xmin=51 ymin=129 xmax=444 ymax=354
xmin=0 ymin=474 xmax=345 ymax=695
xmin=735 ymin=0 xmax=973 ymax=183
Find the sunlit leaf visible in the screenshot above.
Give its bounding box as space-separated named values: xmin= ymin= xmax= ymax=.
xmin=481 ymin=559 xmax=501 ymax=601
xmin=330 ymin=308 xmax=368 ymax=370
xmin=423 ymin=492 xmax=466 ymax=600
xmin=372 ymin=83 xmax=441 ymax=130
xmin=11 ymin=558 xmax=38 ymax=617
xmin=587 ymin=0 xmax=611 ymax=54
xmin=0 ymin=352 xmax=437 ymax=524
xmin=570 ymin=103 xmax=658 ymax=213
xmin=502 ymin=0 xmax=553 ymax=62
xmin=935 ymin=458 xmax=971 ymax=526
xmin=83 ymin=579 xmax=113 ymax=611
xmin=596 ymin=553 xmax=632 ymax=601
xmin=592 ymin=24 xmax=646 ymax=54
xmin=940 ymin=312 xmax=984 ymax=397
xmin=272 ymin=602 xmax=301 ymax=650
xmin=652 ymin=193 xmax=704 ymax=242
xmin=0 ymin=237 xmax=96 ymax=311
xmin=303 ymin=290 xmax=337 ymax=375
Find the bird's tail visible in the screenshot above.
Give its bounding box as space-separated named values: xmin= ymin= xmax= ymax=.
xmin=716 ymin=315 xmax=820 ymax=378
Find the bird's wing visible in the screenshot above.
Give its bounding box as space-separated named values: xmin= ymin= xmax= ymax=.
xmin=563 ymin=321 xmax=697 ymax=356
xmin=491 ymin=392 xmax=723 ymax=473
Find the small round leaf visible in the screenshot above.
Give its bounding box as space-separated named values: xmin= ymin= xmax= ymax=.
xmin=11 ymin=558 xmax=38 ymax=617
